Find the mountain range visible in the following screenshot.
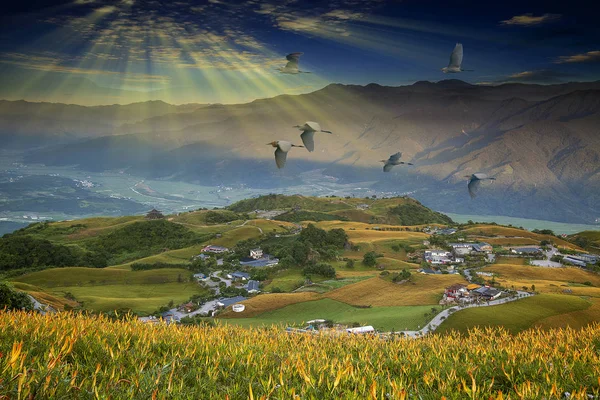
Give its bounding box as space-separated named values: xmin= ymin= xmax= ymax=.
xmin=1 ymin=79 xmax=599 ymax=223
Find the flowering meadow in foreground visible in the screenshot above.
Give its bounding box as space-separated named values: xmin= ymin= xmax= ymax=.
xmin=0 ymin=311 xmax=599 ymax=399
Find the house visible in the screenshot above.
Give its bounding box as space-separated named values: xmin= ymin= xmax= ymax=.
xmin=472 ymin=286 xmax=501 ymax=300
xmin=466 ymin=283 xmax=481 ymax=291
xmin=424 ymin=250 xmax=453 ymax=265
xmin=160 ymin=312 xmax=180 ymax=324
xmin=246 ymin=280 xmax=260 ymax=293
xmin=562 ymin=256 xmax=587 ymax=267
xmin=346 ymin=325 xmax=375 ymax=334
xmin=510 ymin=246 xmax=542 ymax=255
xmin=146 ymin=208 xmax=164 ymax=220
xmin=239 ymin=253 xmax=279 ymax=268
xmin=178 ymin=302 xmax=197 ymax=313
xmin=449 ymin=243 xmax=475 ymax=256
xmin=436 ymin=228 xmax=457 ymax=236
xmin=472 ymin=242 xmax=493 ymax=253
xmin=445 ymin=283 xmax=468 ymax=299
xmin=574 ymin=254 xmax=599 ymax=264
xmin=193 ymin=272 xmax=208 ymax=281
xmin=216 ymin=296 xmax=247 ymax=308
xmin=228 ymin=271 xmax=250 ymax=281
xmin=202 ymin=245 xmax=229 ymax=253
xmin=250 ymin=248 xmax=263 ymax=259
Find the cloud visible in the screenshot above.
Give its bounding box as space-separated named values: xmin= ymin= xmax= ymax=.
xmin=499 ymin=69 xmax=574 ymax=84
xmin=253 ymin=1 xmax=375 ymax=37
xmin=554 ymin=50 xmax=600 ymax=64
xmin=94 ymin=5 xmax=117 ymax=13
xmin=500 ymin=13 xmax=561 ymax=26
xmin=74 ymin=0 xmax=96 ymax=4
xmin=0 ymin=52 xmax=169 ymax=83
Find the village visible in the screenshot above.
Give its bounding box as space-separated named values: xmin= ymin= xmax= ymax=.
xmin=140 ymin=222 xmax=599 ymax=335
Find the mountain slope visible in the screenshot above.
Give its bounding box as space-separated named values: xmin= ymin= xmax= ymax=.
xmin=14 ymin=81 xmax=600 ymax=223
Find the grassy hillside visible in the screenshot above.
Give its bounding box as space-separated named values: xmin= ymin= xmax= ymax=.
xmin=1 ymin=311 xmax=599 ymax=399
xmin=228 ymin=194 xmax=454 ymax=226
xmin=461 ymin=224 xmax=580 ymax=250
xmin=12 ymin=267 xmax=207 ymax=313
xmin=568 ymin=230 xmax=600 ymax=251
xmin=223 ymin=298 xmax=436 ymax=331
xmin=438 ymin=294 xmax=592 ymax=334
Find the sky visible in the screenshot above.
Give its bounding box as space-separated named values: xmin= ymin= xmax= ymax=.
xmin=0 ymin=0 xmax=599 ymax=105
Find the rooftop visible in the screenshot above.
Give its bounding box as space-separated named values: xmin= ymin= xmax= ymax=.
xmin=218 ymin=296 xmax=247 ymax=307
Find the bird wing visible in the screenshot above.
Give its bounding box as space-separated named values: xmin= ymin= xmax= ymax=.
xmin=274 ymin=147 xmax=288 ymax=169
xmin=300 ymin=131 xmax=315 ymax=152
xmin=383 ymin=162 xmax=394 ymax=172
xmin=449 ymin=43 xmax=463 ymax=69
xmin=305 ymin=121 xmax=320 ymax=132
xmin=473 ymin=173 xmax=488 ymax=180
xmin=467 ymin=177 xmax=481 ymax=199
xmin=388 ymin=152 xmax=402 ymax=163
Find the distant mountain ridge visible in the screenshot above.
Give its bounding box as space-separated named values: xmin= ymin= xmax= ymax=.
xmin=3 ymin=80 xmax=600 ymax=223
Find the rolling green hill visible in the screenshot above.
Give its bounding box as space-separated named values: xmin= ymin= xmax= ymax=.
xmin=228 ymin=194 xmax=454 ymax=225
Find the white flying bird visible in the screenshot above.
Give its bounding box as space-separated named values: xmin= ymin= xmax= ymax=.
xmin=442 ymin=43 xmax=473 ymax=73
xmin=294 ymin=121 xmax=332 ymax=152
xmin=381 ymin=152 xmax=413 ymax=172
xmin=465 ymin=173 xmax=496 ymax=198
xmin=267 ymin=140 xmax=304 ymax=169
xmin=278 ymin=52 xmax=311 ymax=74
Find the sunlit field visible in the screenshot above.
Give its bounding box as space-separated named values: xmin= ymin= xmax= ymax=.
xmin=1 ymin=311 xmax=599 ymax=399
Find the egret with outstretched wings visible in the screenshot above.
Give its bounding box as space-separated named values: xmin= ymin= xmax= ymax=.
xmin=465 ymin=173 xmax=496 ymax=198
xmin=267 ymin=140 xmax=304 ymax=169
xmin=294 ymin=121 xmax=332 ymax=152
xmin=380 ymin=152 xmax=413 ymax=172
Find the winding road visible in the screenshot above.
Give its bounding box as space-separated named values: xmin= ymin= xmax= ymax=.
xmin=396 ymin=291 xmax=534 ymax=338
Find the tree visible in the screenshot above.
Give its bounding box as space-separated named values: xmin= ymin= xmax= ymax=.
xmin=302 ymin=263 xmax=336 ymax=278
xmin=363 ymin=251 xmax=377 ymax=267
xmin=345 ymin=259 xmax=355 ymax=269
xmin=0 ymin=282 xmax=34 ymax=311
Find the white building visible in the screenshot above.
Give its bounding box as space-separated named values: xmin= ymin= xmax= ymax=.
xmin=346 ymin=326 xmax=375 ymax=334
xmin=250 ymin=248 xmax=263 ymax=259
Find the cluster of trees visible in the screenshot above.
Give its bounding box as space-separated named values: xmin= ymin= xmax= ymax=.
xmin=532 ymin=229 xmax=555 ymax=236
xmin=0 ymin=219 xmax=214 ymax=272
xmin=387 ymin=202 xmax=454 ymax=225
xmin=391 ymin=269 xmax=412 ymax=282
xmin=0 ymin=282 xmax=33 ymax=311
xmin=0 ymin=235 xmax=106 ymax=270
xmin=264 ymin=224 xmax=348 ymax=268
xmin=302 ymin=263 xmax=336 ymax=278
xmin=362 ymin=251 xmax=383 ymax=267
xmin=275 ymin=211 xmax=348 ymax=223
xmin=92 ymin=220 xmax=204 ymax=259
